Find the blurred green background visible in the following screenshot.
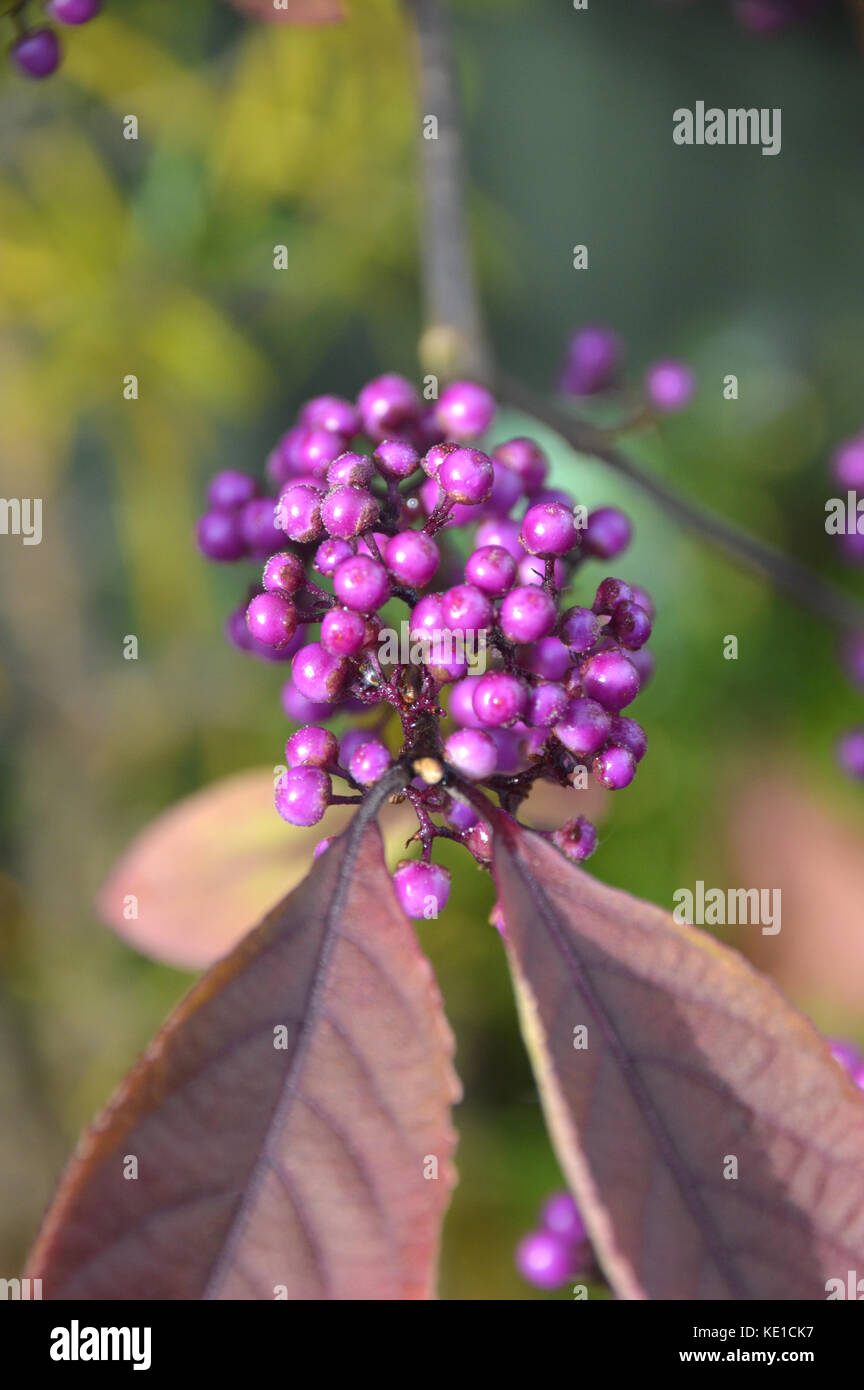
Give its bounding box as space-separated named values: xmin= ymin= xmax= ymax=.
xmin=2 ymin=0 xmax=864 ymax=1299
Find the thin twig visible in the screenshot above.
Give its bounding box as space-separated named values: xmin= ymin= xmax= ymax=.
xmin=499 ymin=375 xmax=864 ymax=633
xmin=405 ymin=0 xmax=492 ymax=382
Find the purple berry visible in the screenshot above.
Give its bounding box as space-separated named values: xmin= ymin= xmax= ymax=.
xmin=286 ymin=725 xmax=338 ymax=769
xmin=262 ymin=551 xmax=305 ymax=594
xmin=291 ymin=428 xmax=345 ymax=477
xmin=48 ymin=0 xmax=102 ymax=22
xmin=629 ymin=645 xmax=655 ymax=691
xmin=275 ymin=766 xmax=331 ymax=827
xmin=518 ymin=635 xmax=571 ymax=681
xmin=630 ymin=585 xmax=656 ymax=622
xmin=580 ymin=649 xmax=640 ymax=712
xmin=313 ymin=836 xmax=333 ymax=858
xmin=593 ymin=743 xmax=637 ymax=790
xmin=831 ymin=436 xmax=864 ymax=491
xmin=551 ymin=817 xmax=598 ymax=863
xmin=608 ymin=715 xmax=647 ymax=764
xmin=444 ymin=728 xmax=498 ymax=780
xmin=438 ymin=447 xmax=495 ymax=505
xmin=493 ymin=438 xmax=548 ymax=495
xmin=320 ymin=606 xmax=368 ymax=657
xmin=540 ymin=1190 xmax=588 ymax=1244
xmin=299 ymin=394 xmax=359 ymax=439
xmin=393 ymin=860 xmax=451 ymax=919
xmin=426 ymin=639 xmax=470 ymax=684
xmin=520 ymin=502 xmax=578 ymax=557
xmin=292 ymin=642 xmax=348 ymax=703
xmin=583 ymin=509 xmax=632 ymax=561
xmin=197 ymin=509 xmax=247 ymax=562
xmin=838 ymin=727 xmax=864 ymax=781
xmin=499 ymin=586 xmax=558 ymax=644
xmin=11 ymin=28 xmax=61 ymax=78
xmin=527 ymin=682 xmax=568 ymax=728
xmin=435 ymin=380 xmax=496 ymax=441
xmin=357 ymin=374 xmax=420 ymax=441
xmin=486 ymin=462 xmax=524 ymax=516
xmin=327 ymin=452 xmax=373 ymax=487
xmin=442 ymin=583 xmax=493 ymax=635
xmin=278 ymin=484 xmax=324 ymax=544
xmin=349 ymin=740 xmax=392 ymax=786
xmin=559 ymin=605 xmax=601 ymax=653
xmin=645 ymin=359 xmax=695 ymax=413
xmin=281 ymin=680 xmax=334 ymax=725
xmin=448 ymin=677 xmax=483 ymax=729
xmin=333 ymin=554 xmax=391 ymax=613
xmin=208 ymin=469 xmax=258 ymax=510
xmin=475 ymin=517 xmax=523 ymax=560
xmin=560 ymin=323 xmax=622 ymax=396
xmin=246 ymin=592 xmax=298 ymax=649
xmin=472 ymin=672 xmax=528 ymax=728
xmin=612 ymin=601 xmax=652 ymax=650
xmin=374 ymin=438 xmax=420 ymax=480
xmin=314 ymin=536 xmax=353 ymax=576
xmin=321 ymin=484 xmax=379 ymax=539
xmin=554 ymin=697 xmax=611 ymax=758
xmin=446 ymin=798 xmax=480 ymax=833
xmin=422 ymin=441 xmax=458 ymax=479
xmin=384 ymin=530 xmax=440 ymax=588
xmin=515 ymin=1231 xmax=573 ymax=1291
xmin=465 ymin=544 xmax=517 ymax=597
xmin=240 ymin=498 xmax=283 ymax=559
xmin=592 ymin=577 xmax=633 ymax=615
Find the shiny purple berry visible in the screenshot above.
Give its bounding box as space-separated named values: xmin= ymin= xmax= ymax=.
xmin=299 ymin=394 xmax=359 ymax=439
xmin=393 ymin=860 xmax=451 ymax=919
xmin=374 ymin=438 xmax=420 ymax=480
xmin=541 ymin=1190 xmax=588 ymax=1243
xmin=320 ymin=606 xmax=368 ymax=657
xmin=326 ymin=452 xmax=373 ymax=487
xmin=472 ymin=672 xmax=528 ymax=728
xmin=422 ymin=441 xmax=458 ymax=479
xmin=292 ymin=642 xmax=348 ymax=703
xmin=584 ymin=509 xmax=632 ymax=561
xmin=559 ymin=605 xmax=601 ymax=653
xmin=444 ymin=728 xmax=498 ymax=780
xmin=518 ymin=635 xmax=571 ymax=681
xmin=464 ymin=544 xmax=517 ymax=597
xmin=333 ymin=554 xmax=391 ymax=613
xmin=475 ymin=517 xmax=523 ymax=560
xmin=645 ymin=359 xmax=695 ymax=413
xmin=246 ymin=592 xmax=298 ymax=649
xmin=292 ymin=428 xmax=345 ymax=478
xmin=551 ymin=817 xmax=598 ymax=863
xmin=435 ymin=380 xmax=496 ymax=441
xmin=357 ymin=374 xmax=419 ymax=441
xmin=520 ymin=502 xmax=578 ymax=557
xmin=384 ymin=530 xmax=440 ymax=587
xmin=493 ymin=438 xmax=548 ymax=495
xmin=321 ymin=484 xmax=379 ymax=539
xmin=581 ymin=649 xmax=640 ymax=712
xmin=515 ymin=1231 xmax=573 ymax=1290
xmin=442 ymin=583 xmax=493 ymax=635
xmin=278 ymin=483 xmax=324 ymax=544
xmin=831 ymin=436 xmax=864 ymax=491
xmin=608 ymin=715 xmax=647 ymax=764
xmin=612 ymin=600 xmax=652 ymax=650
xmin=499 ymin=586 xmax=557 ymax=643
xmin=11 ymin=28 xmax=61 ymax=78
xmin=286 ymin=725 xmax=338 ymax=769
xmin=593 ymin=743 xmax=637 ymax=790
xmin=262 ymin=551 xmax=305 ymax=594
xmin=349 ymin=740 xmax=392 ymax=786
xmin=438 ymin=447 xmax=494 ymax=505
xmin=48 ymin=0 xmax=101 ymax=21
xmin=197 ymin=509 xmax=247 ymax=562
xmin=275 ymin=766 xmax=331 ymax=827
xmin=527 ymin=682 xmax=568 ymax=728
xmin=448 ymin=677 xmax=483 ymax=729
xmin=554 ymin=697 xmax=611 ymax=758
xmin=314 ymin=536 xmax=353 ymax=576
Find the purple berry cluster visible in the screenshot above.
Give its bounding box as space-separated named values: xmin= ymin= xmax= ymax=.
xmin=515 ymin=1190 xmax=593 ymax=1292
xmin=560 ymin=322 xmax=696 ymax=415
xmin=826 ymin=439 xmax=864 ymax=783
xmin=5 ymin=0 xmax=101 ymax=80
xmin=198 ymin=373 xmax=656 ymax=917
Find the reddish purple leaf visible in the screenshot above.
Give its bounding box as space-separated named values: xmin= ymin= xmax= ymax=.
xmin=28 ymin=813 xmax=459 ymax=1299
xmin=224 ymin=0 xmax=344 ymax=23
xmin=492 ymin=817 xmax=864 ymax=1300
